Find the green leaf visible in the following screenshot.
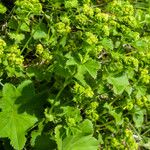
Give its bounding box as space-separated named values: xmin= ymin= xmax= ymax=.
xmin=133 ymin=106 xmax=145 ymax=128
xmin=60 ymin=36 xmax=67 ymax=47
xmin=32 ymin=134 xmax=56 ymax=150
xmin=8 ymin=32 xmax=25 ymax=43
xmin=110 ymin=111 xmax=123 ymax=125
xmin=107 ymin=74 xmax=129 ymax=95
xmin=17 ymin=80 xmax=35 ymax=101
xmin=8 ymin=18 xmax=18 ymax=30
xmin=31 ymin=122 xmax=56 ymax=150
xmin=133 ymin=40 xmax=147 ymax=51
xmin=101 ymin=38 xmax=114 ymax=50
xmin=79 ymin=119 xmax=94 ymax=136
xmin=74 ymin=65 xmax=87 ymax=86
xmin=65 ymin=53 xmax=78 ymax=66
xmin=62 ymin=106 xmax=82 ymax=123
xmin=31 ymin=130 xmax=42 ymax=147
xmin=84 ymin=59 xmax=100 ymax=79
xmin=0 ymin=83 xmax=37 ymax=150
xmin=66 ymin=54 xmax=100 ymax=85
xmin=63 ymin=135 xmax=98 ymax=150
xmin=104 ymin=103 xmax=123 ymax=125
xmin=27 ymin=65 xmax=52 ymax=81
xmin=33 ymin=30 xmax=47 ymax=39
xmin=140 ymin=138 xmax=150 ymax=150
xmin=125 ymin=85 xmax=133 ymax=96
xmin=135 ymin=86 xmax=146 ymax=99
xmin=0 ymin=3 xmax=7 ymax=14
xmin=20 ymin=22 xmax=30 ymax=32
xmin=55 ymin=120 xmax=99 ymax=150
xmin=33 ymin=23 xmax=47 ymax=40
xmin=55 ymin=125 xmax=63 ymax=150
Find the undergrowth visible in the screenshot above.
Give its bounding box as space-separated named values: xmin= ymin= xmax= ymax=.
xmin=0 ymin=0 xmax=150 ymax=149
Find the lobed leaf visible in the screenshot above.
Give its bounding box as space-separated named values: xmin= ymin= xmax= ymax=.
xmin=0 ymin=82 xmax=38 ymax=150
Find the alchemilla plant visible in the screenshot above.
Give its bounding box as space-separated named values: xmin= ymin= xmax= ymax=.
xmin=0 ymin=0 xmax=150 ymax=149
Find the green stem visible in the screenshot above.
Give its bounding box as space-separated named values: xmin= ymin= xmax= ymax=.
xmin=128 ymin=122 xmax=142 ymax=140
xmin=96 ymin=120 xmax=114 ymax=128
xmin=142 ymin=128 xmax=150 ymax=136
xmin=21 ymin=14 xmax=45 ymax=54
xmin=0 ymin=81 xmax=4 ymax=87
xmin=49 ymin=78 xmax=70 ymax=113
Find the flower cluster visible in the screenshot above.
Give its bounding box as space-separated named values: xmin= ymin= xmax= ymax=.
xmin=124 ymin=56 xmax=139 ymax=70
xmin=74 ymin=82 xmax=94 ymax=98
xmin=15 ymin=0 xmax=42 ymax=18
xmin=65 ymin=0 xmax=78 ymax=8
xmin=76 ymin=14 xmax=88 ymax=25
xmin=83 ymin=4 xmax=94 ymax=17
xmin=140 ymin=68 xmax=150 ymax=84
xmin=136 ymin=96 xmax=149 ymax=108
xmin=107 ymin=0 xmax=134 ymax=16
xmin=36 ymin=44 xmax=53 ymax=62
xmin=55 ymin=22 xmax=71 ymax=34
xmin=85 ymin=102 xmax=99 ymax=121
xmin=0 ymin=39 xmax=6 ymax=58
xmin=95 ymin=12 xmax=109 ymax=22
xmin=0 ymin=43 xmax=24 ymax=77
xmin=85 ymin=32 xmax=98 ymax=45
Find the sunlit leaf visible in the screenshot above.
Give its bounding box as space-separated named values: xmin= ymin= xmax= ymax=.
xmin=0 ymin=83 xmax=37 ymax=150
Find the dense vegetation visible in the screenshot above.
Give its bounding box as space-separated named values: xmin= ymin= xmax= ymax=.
xmin=0 ymin=0 xmax=150 ymax=149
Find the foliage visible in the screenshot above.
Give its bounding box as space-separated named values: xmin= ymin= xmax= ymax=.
xmin=0 ymin=0 xmax=150 ymax=149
